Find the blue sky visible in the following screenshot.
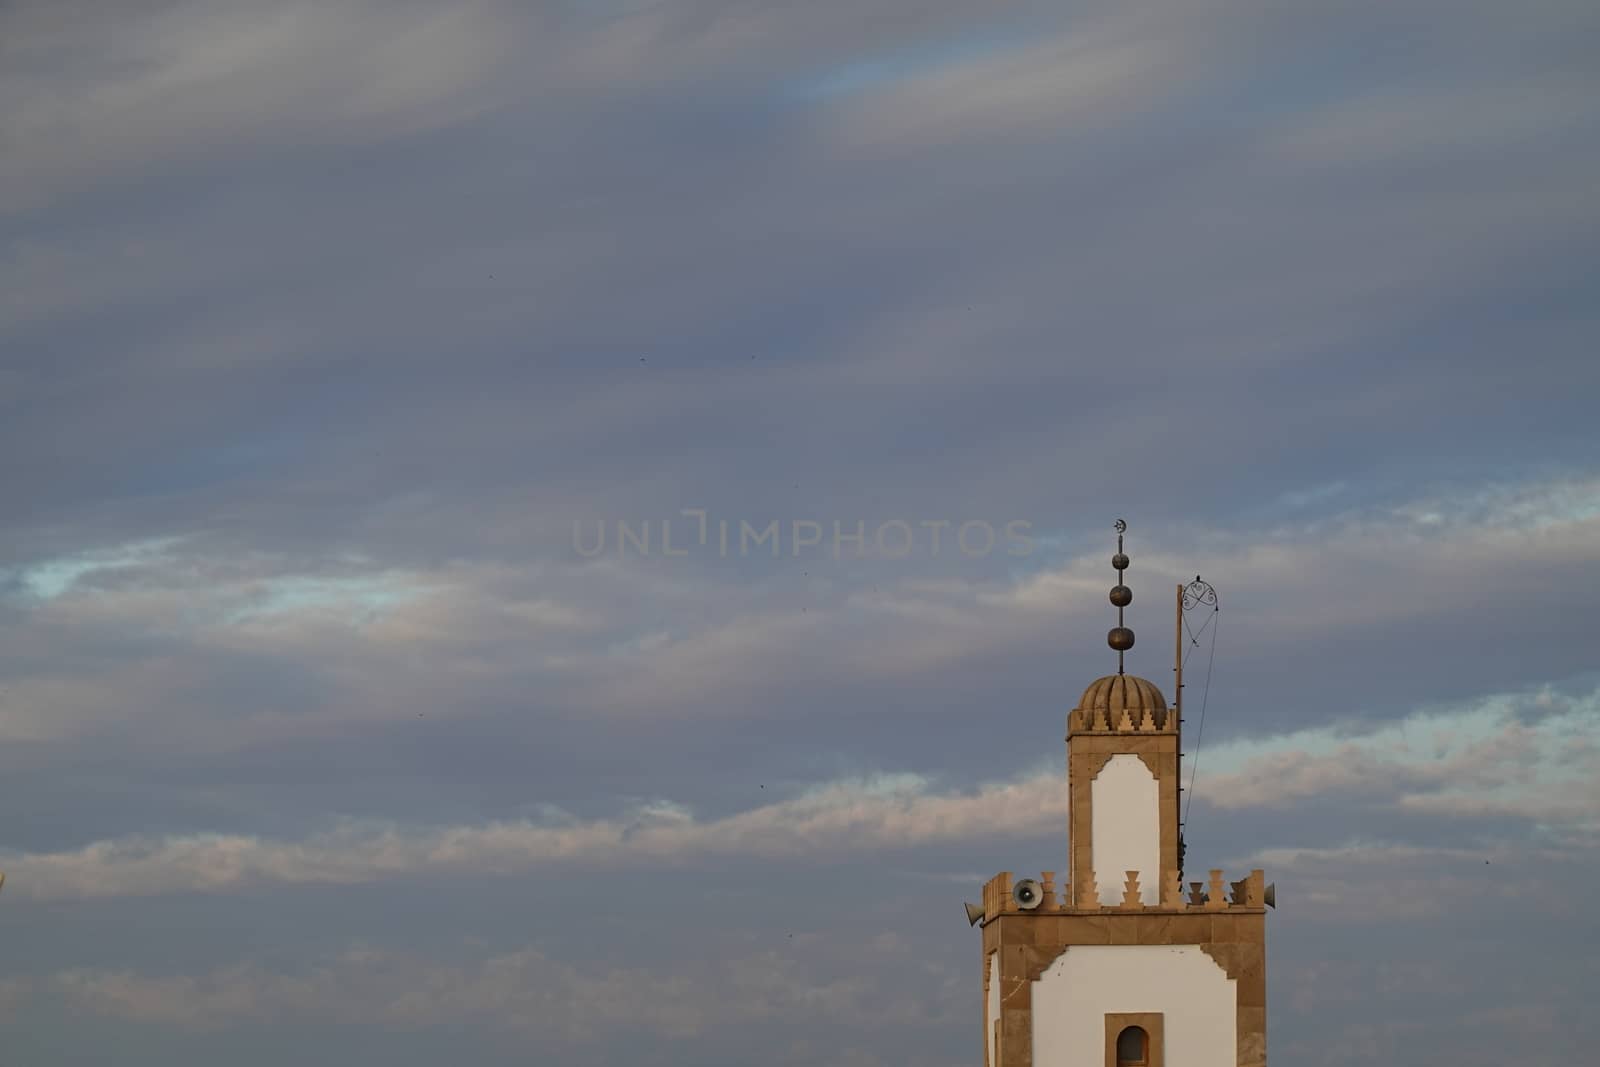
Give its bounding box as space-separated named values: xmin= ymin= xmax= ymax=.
xmin=1 ymin=0 xmax=1598 ymax=1063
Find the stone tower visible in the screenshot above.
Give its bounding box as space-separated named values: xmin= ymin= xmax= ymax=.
xmin=968 ymin=528 xmax=1268 ymax=1067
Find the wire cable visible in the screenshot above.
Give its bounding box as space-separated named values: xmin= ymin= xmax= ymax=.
xmin=1181 ymin=608 xmax=1219 ymax=829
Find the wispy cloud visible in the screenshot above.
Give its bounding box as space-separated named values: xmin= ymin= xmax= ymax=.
xmin=7 ymin=679 xmax=1594 ymax=899
xmin=0 ymin=0 xmax=525 ymax=214
xmin=821 ymin=19 xmax=1192 ymax=152
xmin=3 ymin=536 xmax=189 ymax=601
xmin=1231 ymin=838 xmax=1598 ymax=922
xmin=788 ymin=30 xmax=1034 ymax=101
xmin=1 ymin=771 xmax=1055 ymax=899
xmin=11 ymin=937 xmax=961 ymax=1044
xmin=2 ymin=474 xmax=1596 ymax=751
xmin=1198 ymin=683 xmax=1600 ymax=828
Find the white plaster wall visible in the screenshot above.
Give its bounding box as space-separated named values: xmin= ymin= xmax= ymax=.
xmin=987 ymin=950 xmax=1001 ymax=1067
xmin=1090 ymin=753 xmax=1160 ymax=905
xmin=1032 ymin=945 xmax=1236 ymax=1067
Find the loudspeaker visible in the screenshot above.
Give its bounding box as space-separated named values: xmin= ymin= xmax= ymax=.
xmin=1263 ymin=882 xmax=1276 ymax=909
xmin=1012 ymin=878 xmax=1044 ymax=911
xmin=964 ymin=901 xmax=986 ymax=926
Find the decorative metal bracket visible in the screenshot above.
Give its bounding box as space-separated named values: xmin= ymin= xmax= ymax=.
xmin=1182 ymin=575 xmax=1218 ymax=613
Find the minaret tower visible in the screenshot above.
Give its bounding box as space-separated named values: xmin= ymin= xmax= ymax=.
xmin=1068 ymin=520 xmax=1181 ymax=908
xmin=966 ymin=522 xmax=1271 ymax=1067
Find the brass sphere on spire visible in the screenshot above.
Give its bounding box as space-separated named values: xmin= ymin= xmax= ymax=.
xmin=1108 ymin=520 xmax=1134 ymax=670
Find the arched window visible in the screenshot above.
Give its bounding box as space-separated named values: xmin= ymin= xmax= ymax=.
xmin=1116 ymin=1025 xmax=1149 ymax=1066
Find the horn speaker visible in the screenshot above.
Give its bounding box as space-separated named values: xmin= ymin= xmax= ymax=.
xmin=1263 ymin=882 xmax=1276 ymax=909
xmin=1012 ymin=878 xmax=1044 ymax=911
xmin=964 ymin=901 xmax=986 ymax=926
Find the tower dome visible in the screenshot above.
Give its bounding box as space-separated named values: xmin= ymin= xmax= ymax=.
xmin=1073 ymin=674 xmax=1170 ymax=731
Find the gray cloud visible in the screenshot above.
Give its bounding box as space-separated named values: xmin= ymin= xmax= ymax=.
xmin=1 ymin=935 xmax=969 ymax=1066
xmin=5 ymin=676 xmax=1592 ymax=902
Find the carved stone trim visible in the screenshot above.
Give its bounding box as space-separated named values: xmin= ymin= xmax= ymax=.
xmin=983 ymin=949 xmax=993 ymax=1067
xmin=1198 ymin=933 xmax=1267 ymax=1067
xmin=993 ymin=943 xmax=1073 ymax=1067
xmin=1197 ymin=942 xmax=1240 ymax=979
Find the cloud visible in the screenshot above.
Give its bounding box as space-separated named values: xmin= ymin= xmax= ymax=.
xmin=2 ymin=536 xmax=190 ymax=600
xmin=11 ymin=936 xmax=964 ymax=1049
xmin=823 ymin=28 xmax=1185 ymax=152
xmin=1197 ymin=682 xmax=1600 ymax=828
xmin=0 ymin=770 xmax=1059 ymax=899
xmin=7 ymin=675 xmax=1595 ymax=899
xmin=1 ymin=472 xmax=1596 ymax=805
xmin=0 ymin=0 xmax=527 ymax=215
xmin=1229 ymin=838 xmax=1597 ymax=922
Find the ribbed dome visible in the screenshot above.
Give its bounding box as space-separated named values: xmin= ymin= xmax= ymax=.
xmin=1076 ymin=674 xmax=1167 ymax=715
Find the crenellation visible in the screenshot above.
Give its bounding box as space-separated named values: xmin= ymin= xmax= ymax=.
xmin=1162 ymin=871 xmax=1184 ymax=909
xmin=1120 ymin=871 xmax=1144 ymax=910
xmin=1205 ymin=869 xmax=1229 ymax=911
xmin=1039 ymin=871 xmax=1058 ymax=912
xmin=976 ymin=870 xmax=1268 ymax=922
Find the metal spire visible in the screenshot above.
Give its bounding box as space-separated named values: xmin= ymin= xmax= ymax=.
xmin=1107 ymin=519 xmax=1134 ymax=673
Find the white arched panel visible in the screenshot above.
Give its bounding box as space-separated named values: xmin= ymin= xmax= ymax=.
xmin=1090 ymin=754 xmax=1160 ymax=905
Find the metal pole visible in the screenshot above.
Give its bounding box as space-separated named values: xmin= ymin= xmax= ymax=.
xmin=1175 ymin=582 xmax=1185 ymax=877
xmin=1174 ymin=581 xmax=1184 ymax=730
